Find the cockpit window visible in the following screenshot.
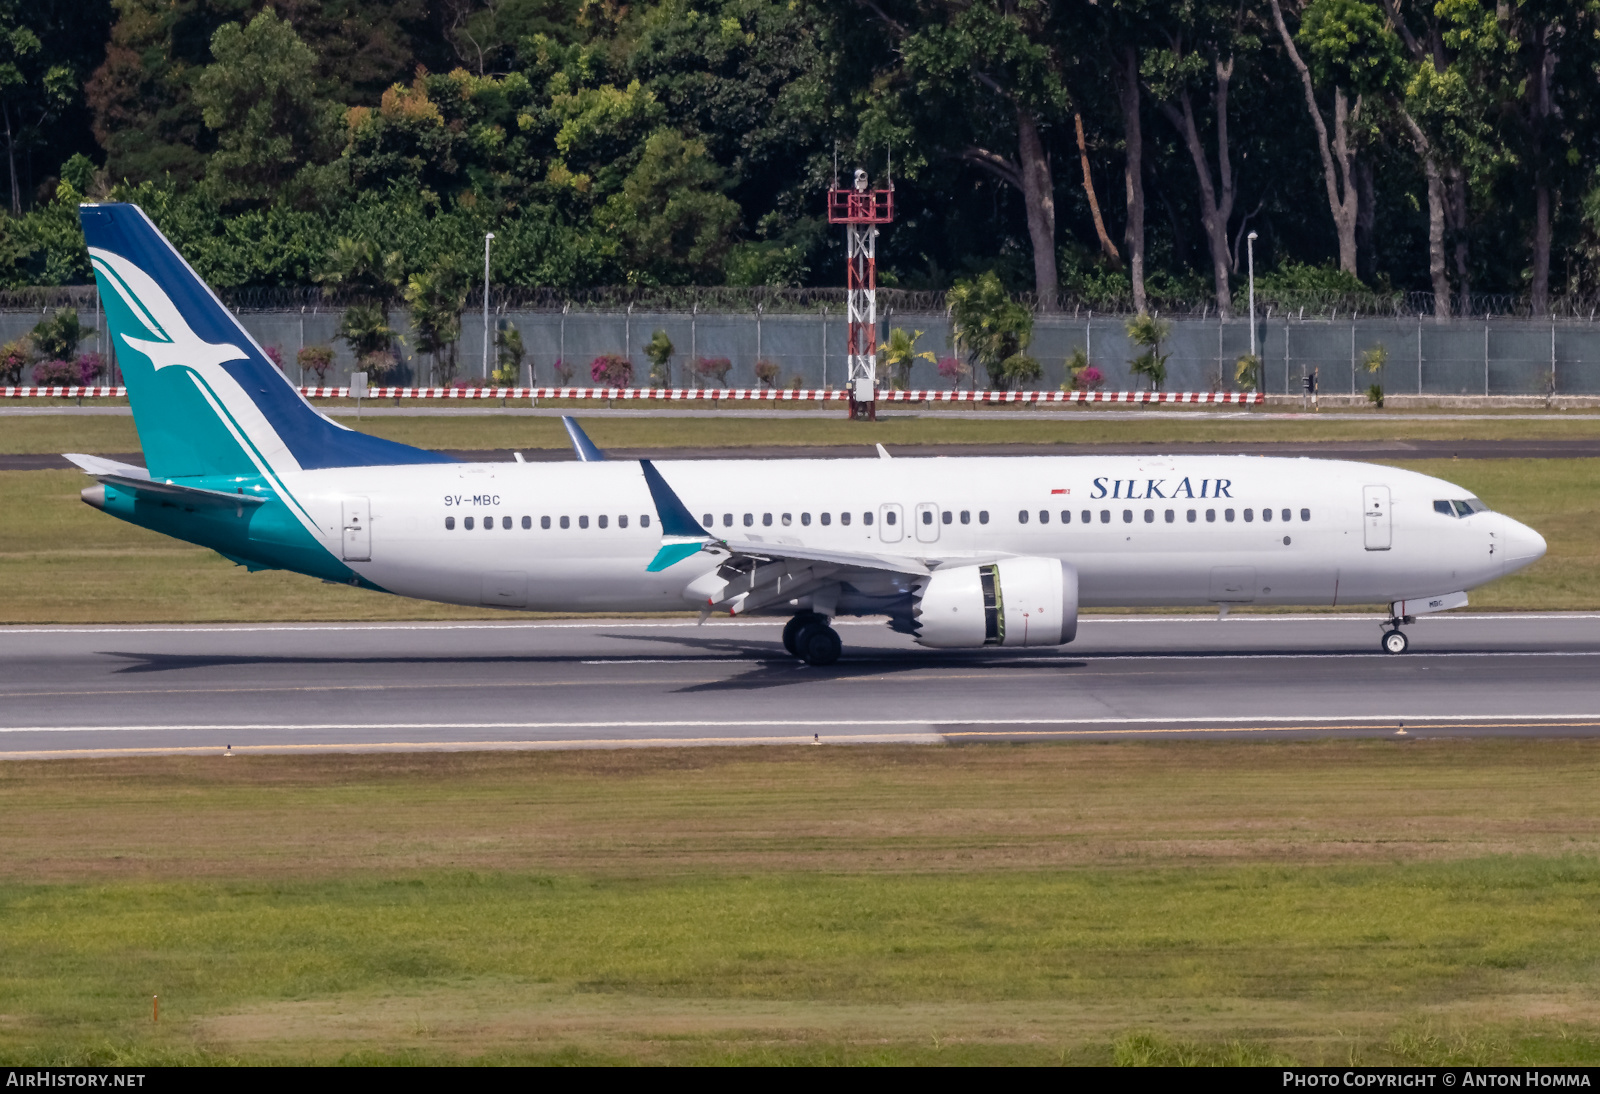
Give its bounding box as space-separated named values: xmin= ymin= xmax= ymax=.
xmin=1451 ymin=500 xmax=1475 ymax=517
xmin=1436 ymin=498 xmax=1490 ymax=518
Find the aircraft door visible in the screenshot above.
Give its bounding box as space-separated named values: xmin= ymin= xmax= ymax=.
xmin=914 ymin=502 xmax=940 ymax=543
xmin=1363 ymin=485 xmax=1392 ymax=550
xmin=879 ymin=503 xmax=904 ymax=543
xmin=341 ymin=497 xmax=371 ymax=561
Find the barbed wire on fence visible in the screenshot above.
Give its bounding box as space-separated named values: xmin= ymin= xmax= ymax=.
xmin=10 ymin=280 xmax=1600 ymax=321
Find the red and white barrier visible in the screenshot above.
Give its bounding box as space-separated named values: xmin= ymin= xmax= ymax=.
xmin=6 ymin=384 xmax=1263 ymax=404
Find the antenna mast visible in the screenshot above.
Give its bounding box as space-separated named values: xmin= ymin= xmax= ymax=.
xmin=827 ymin=154 xmax=895 ymax=421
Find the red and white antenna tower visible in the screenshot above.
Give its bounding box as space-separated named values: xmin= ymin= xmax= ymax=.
xmin=828 ymin=155 xmax=894 ymax=420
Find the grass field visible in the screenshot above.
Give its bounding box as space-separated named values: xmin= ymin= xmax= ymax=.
xmin=0 ymin=458 xmax=1593 ymax=622
xmin=7 ymin=408 xmax=1600 ymax=456
xmin=5 ymin=741 xmax=1600 ymax=1065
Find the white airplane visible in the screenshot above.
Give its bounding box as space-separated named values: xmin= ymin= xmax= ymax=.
xmin=69 ymin=202 xmax=1547 ymax=663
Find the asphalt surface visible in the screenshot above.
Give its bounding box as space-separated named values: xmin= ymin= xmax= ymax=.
xmin=7 ymin=438 xmax=1600 ymax=471
xmin=3 ymin=613 xmax=1599 ymax=758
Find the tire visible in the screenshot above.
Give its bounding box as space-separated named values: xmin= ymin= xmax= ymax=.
xmin=1382 ymin=630 xmax=1409 ymax=655
xmin=798 ymin=624 xmax=842 ymax=667
xmin=783 ymin=612 xmax=821 ymax=657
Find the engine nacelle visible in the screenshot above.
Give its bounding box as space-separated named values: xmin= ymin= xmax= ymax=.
xmin=912 ymin=557 xmax=1078 ymax=648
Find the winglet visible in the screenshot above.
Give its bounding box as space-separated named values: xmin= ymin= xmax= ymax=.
xmin=562 ymin=417 xmax=605 ymax=461
xmin=640 ymin=459 xmax=712 ymax=571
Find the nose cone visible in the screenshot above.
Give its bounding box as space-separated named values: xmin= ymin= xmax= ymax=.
xmin=1501 ymin=516 xmax=1547 ymax=575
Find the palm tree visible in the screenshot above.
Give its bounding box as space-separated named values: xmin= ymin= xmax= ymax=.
xmin=405 ymin=267 xmax=466 ymax=385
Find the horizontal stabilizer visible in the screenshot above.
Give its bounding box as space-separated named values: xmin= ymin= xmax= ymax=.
xmin=98 ymin=474 xmax=268 ymax=511
xmin=63 ymin=452 xmax=150 ymax=479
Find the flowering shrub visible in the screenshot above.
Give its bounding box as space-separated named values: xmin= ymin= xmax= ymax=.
xmin=74 ymin=352 xmax=105 ymax=384
xmin=590 ymin=353 xmax=634 ymax=387
xmin=298 ymin=345 xmax=335 ymax=382
xmin=552 ymin=357 xmax=575 ymax=384
xmin=753 ymin=359 xmax=780 ymax=388
xmin=694 ymin=356 xmax=733 ymax=385
xmin=0 ymin=338 xmax=28 ymax=384
xmin=263 ymin=345 xmax=285 ymax=370
xmin=32 ymin=359 xmax=79 ymax=385
xmin=936 ymin=356 xmax=969 ymax=388
xmin=1074 ymin=365 xmax=1104 ymax=391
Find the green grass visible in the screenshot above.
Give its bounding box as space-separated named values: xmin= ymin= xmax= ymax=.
xmin=5 ymin=742 xmax=1600 ymax=1064
xmin=1 ymin=458 xmax=1594 ymax=622
xmin=7 ymin=407 xmax=1600 ymax=456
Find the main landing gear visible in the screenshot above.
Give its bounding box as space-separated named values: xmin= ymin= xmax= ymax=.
xmin=1381 ymin=614 xmax=1416 ymax=655
xmin=783 ymin=611 xmax=842 ymax=667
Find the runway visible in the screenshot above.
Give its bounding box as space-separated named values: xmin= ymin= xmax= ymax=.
xmin=3 ymin=613 xmax=1599 ymax=757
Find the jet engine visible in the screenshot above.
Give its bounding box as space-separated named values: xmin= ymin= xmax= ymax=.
xmin=912 ymin=557 xmax=1078 ymax=648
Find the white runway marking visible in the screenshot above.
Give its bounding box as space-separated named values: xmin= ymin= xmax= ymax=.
xmin=8 ymin=713 xmax=1600 ymax=734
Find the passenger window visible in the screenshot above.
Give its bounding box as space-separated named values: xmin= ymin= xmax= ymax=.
xmin=979 ymin=511 xmax=989 ymax=524
xmin=1144 ymin=509 xmax=1154 ymax=523
xmin=1187 ymin=509 xmax=1196 ymax=523
xmin=1018 ymin=510 xmax=1029 ymax=524
xmin=942 ymin=510 xmax=952 ymax=525
xmin=484 ymin=515 xmax=493 ymax=530
xmin=1100 ymin=510 xmax=1110 ymax=524
xmin=445 ymin=516 xmax=455 ymax=530
xmin=1123 ymin=510 xmax=1133 ymax=523
xmin=619 ymin=515 xmax=628 ymax=529
xmin=1206 ymin=509 xmax=1215 ymax=523
xmin=960 ymin=510 xmax=971 ymax=524
xmin=541 ymin=516 xmax=551 ymax=529
xmin=841 ymin=512 xmax=851 ymax=526
xmin=1039 ymin=510 xmax=1049 ymax=524
xmin=1300 ymin=509 xmax=1310 ymax=522
xmin=1262 ymin=508 xmax=1272 ymax=522
xmin=599 ymin=515 xmax=609 ymax=529
xmin=782 ymin=513 xmax=792 ymax=526
xmin=1282 ymin=509 xmax=1291 ymax=522
xmin=762 ymin=513 xmax=772 ymax=527
xmin=464 ymin=516 xmax=475 ymax=530
xmin=1081 ymin=510 xmax=1091 ymax=524
xmin=744 ymin=513 xmax=753 ymax=527
xmin=522 ymin=516 xmax=531 ymax=530
xmin=885 ymin=510 xmax=895 ymax=525
xmin=922 ymin=510 xmax=933 ymax=525
xmin=864 ymin=512 xmax=874 ymax=525
xmin=723 ymin=514 xmax=733 ymax=527
xmin=579 ymin=515 xmax=589 ymax=529
xmin=641 ymin=515 xmax=651 ymax=528
xmin=1165 ymin=509 xmax=1174 ymax=523
xmin=1434 ymin=500 xmax=1454 ymax=516
xmin=1243 ymin=509 xmax=1254 ymax=522
xmin=806 ymin=513 xmax=816 ymax=526
xmin=703 ymin=513 xmax=713 ymax=526
xmin=560 ymin=516 xmax=570 ymax=529
xmin=1061 ymin=511 xmax=1071 ymax=524
xmin=1225 ymin=509 xmax=1235 ymax=522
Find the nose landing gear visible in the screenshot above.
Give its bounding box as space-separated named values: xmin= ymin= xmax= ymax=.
xmin=783 ymin=611 xmax=842 ymax=666
xmin=1381 ymin=613 xmax=1415 ymax=654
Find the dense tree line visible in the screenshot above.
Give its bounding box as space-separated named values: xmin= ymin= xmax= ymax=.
xmin=4 ymin=0 xmax=1600 ymax=316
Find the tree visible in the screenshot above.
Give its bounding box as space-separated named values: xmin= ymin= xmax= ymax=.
xmin=30 ymin=307 xmax=92 ymax=360
xmin=880 ymin=327 xmax=935 ymax=390
xmin=1125 ymin=311 xmax=1170 ymax=389
xmin=194 ymin=10 xmax=344 ymax=206
xmin=644 ymin=328 xmax=673 ymax=386
xmin=0 ymin=5 xmax=74 ymax=214
xmin=338 ymin=302 xmax=399 ymax=379
xmin=406 ymin=264 xmax=467 ymax=384
xmin=601 ymin=128 xmax=739 ymax=284
xmin=1268 ymin=0 xmax=1403 ymax=277
xmin=849 ymin=0 xmax=1071 ymax=305
xmin=1141 ymin=0 xmax=1257 ymax=317
xmin=948 ymin=270 xmax=1034 ymax=389
xmin=493 ymin=323 xmax=525 ymax=385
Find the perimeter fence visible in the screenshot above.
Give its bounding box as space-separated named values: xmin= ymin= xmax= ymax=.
xmin=8 ymin=292 xmax=1600 ymax=396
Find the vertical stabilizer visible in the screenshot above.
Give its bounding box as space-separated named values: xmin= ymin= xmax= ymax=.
xmin=79 ymin=203 xmax=451 ymax=480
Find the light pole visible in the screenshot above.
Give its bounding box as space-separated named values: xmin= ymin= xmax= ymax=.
xmin=1247 ymin=231 xmax=1258 ymax=361
xmin=482 ymin=232 xmax=495 ymax=380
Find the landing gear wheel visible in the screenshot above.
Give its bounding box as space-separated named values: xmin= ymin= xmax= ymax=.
xmin=783 ymin=612 xmax=823 ymax=656
xmin=796 ymin=623 xmax=842 ymax=667
xmin=1382 ymin=629 xmax=1410 ymax=655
